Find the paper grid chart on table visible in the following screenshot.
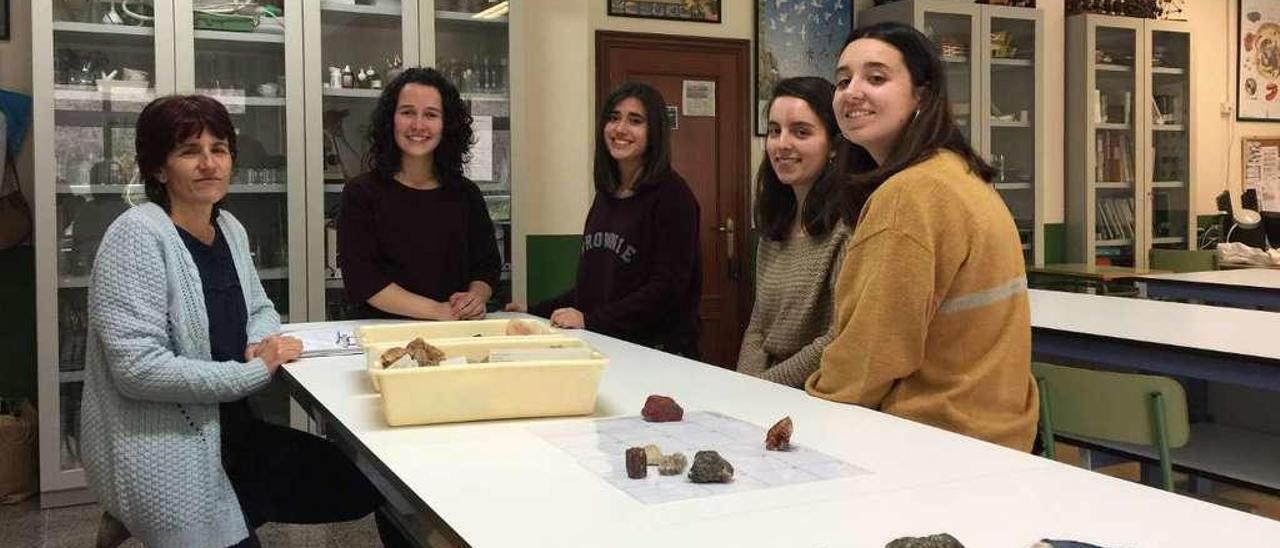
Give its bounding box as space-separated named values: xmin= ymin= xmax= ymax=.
xmin=530 ymin=411 xmax=870 ymax=504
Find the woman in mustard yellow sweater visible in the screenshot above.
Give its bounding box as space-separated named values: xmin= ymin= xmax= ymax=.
xmin=806 ymin=22 xmax=1039 ymax=451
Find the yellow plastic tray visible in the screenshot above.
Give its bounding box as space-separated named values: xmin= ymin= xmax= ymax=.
xmin=356 ymin=318 xmax=556 ymax=346
xmin=364 ymin=335 xmax=588 ymax=391
xmin=366 ymin=337 xmax=607 ymax=426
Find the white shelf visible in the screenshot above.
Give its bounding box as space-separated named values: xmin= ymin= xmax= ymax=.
xmin=1095 ymin=63 xmax=1132 ymax=72
xmin=991 ymin=58 xmax=1033 ymax=68
xmin=1097 ymin=239 xmax=1133 ymax=247
xmin=990 ymin=119 xmax=1031 ymax=128
xmin=463 ymin=92 xmax=509 ymax=102
xmin=1152 ymin=124 xmax=1185 ymax=132
xmin=326 ymin=278 xmax=345 ymax=289
xmin=193 ymin=29 xmax=285 ymax=44
xmin=323 ymin=87 xmax=382 ymax=98
xmin=437 ymin=10 xmax=509 ymax=25
xmin=1151 ymin=66 xmax=1187 ymax=75
xmin=993 ymin=182 xmax=1032 ymax=191
xmin=325 ymin=183 xmax=346 ymax=193
xmin=59 ymin=275 xmax=90 ymax=289
xmin=60 ymin=370 xmax=86 ymax=384
xmin=56 ymin=183 xmax=286 ymax=195
xmin=1096 ymin=123 xmax=1130 ymax=130
xmin=1022 ymin=243 xmax=1032 ymax=251
xmin=322 ymin=1 xmax=401 ymax=17
xmin=1152 ymin=236 xmax=1186 ymax=245
xmin=53 ymin=21 xmax=154 ymax=37
xmin=53 ymin=87 xmax=154 ymax=104
xmin=258 ymin=267 xmax=288 ymax=281
xmin=206 ymin=95 xmax=287 ymax=107
xmin=1151 ymin=181 xmax=1185 ymax=189
xmin=941 ymin=55 xmax=969 ymax=64
xmin=1095 ymin=182 xmax=1133 ymax=190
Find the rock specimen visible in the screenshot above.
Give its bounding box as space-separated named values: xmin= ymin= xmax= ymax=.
xmin=884 ymin=534 xmax=966 ymax=548
xmin=657 ymin=452 xmax=687 ymax=476
xmin=625 ymin=447 xmax=647 ymax=479
xmin=379 ymin=347 xmax=409 ymax=369
xmin=505 ymin=319 xmax=545 ymax=336
xmin=687 ymin=450 xmax=733 ymax=483
xmin=643 ymin=444 xmax=662 ymax=464
xmin=765 ymin=416 xmax=793 ymax=451
xmin=405 ymin=337 xmax=446 ymax=367
xmin=640 ymin=395 xmax=683 ymax=422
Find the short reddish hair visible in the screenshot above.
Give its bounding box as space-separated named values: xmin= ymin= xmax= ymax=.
xmin=135 ymin=95 xmax=237 ymax=211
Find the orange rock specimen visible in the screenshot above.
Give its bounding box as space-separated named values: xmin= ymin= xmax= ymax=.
xmin=765 ymin=416 xmax=793 ymax=451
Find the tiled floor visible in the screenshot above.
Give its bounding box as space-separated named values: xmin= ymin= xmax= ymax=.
xmin=0 ymin=498 xmax=381 ymax=548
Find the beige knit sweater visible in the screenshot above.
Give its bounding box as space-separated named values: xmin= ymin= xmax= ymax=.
xmin=737 ymin=222 xmax=850 ymax=387
xmin=806 ymin=151 xmax=1039 ymax=452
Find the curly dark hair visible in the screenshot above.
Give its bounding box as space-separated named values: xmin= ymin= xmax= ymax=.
xmin=136 ymin=94 xmax=237 ymax=220
xmin=363 ymin=67 xmax=474 ymax=185
xmin=756 ymin=77 xmax=845 ymax=241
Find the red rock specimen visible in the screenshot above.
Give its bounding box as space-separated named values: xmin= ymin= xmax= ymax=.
xmin=405 ymin=337 xmax=446 ymax=367
xmin=640 ymin=395 xmax=683 ymax=422
xmin=379 ymin=347 xmax=409 ymax=369
xmin=765 ymin=416 xmax=793 ymax=451
xmin=687 ymin=450 xmax=734 ymax=483
xmin=625 ymin=447 xmax=647 ymax=479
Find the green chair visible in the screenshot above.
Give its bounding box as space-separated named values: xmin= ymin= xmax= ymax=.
xmin=526 ymin=234 xmax=581 ymax=304
xmin=1032 ymin=362 xmax=1190 ymax=491
xmin=1149 ymin=248 xmax=1218 ymax=273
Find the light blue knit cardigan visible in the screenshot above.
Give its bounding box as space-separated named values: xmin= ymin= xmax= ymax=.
xmin=80 ymin=202 xmax=278 ymax=548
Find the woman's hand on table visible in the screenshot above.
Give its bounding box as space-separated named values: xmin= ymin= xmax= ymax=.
xmin=549 ymin=307 xmax=585 ymax=329
xmin=503 ymin=302 xmax=527 ymax=313
xmin=251 ymin=335 xmax=303 ymax=374
xmin=449 ymin=291 xmax=487 ymax=320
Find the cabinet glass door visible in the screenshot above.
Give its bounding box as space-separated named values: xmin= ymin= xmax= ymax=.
xmin=1149 ymin=29 xmax=1191 ymax=251
xmin=314 ymin=1 xmax=409 ymax=319
xmin=922 ymin=10 xmax=977 ymax=145
xmin=1092 ymin=24 xmax=1139 ymax=267
xmin=186 ymin=1 xmax=293 ymax=320
xmin=434 ymin=0 xmax=512 ymax=306
xmin=49 ymin=0 xmax=163 ymax=474
xmin=988 ymin=14 xmax=1037 ymax=263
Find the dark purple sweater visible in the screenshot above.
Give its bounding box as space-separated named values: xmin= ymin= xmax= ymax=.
xmin=337 ymin=171 xmax=501 ymax=319
xmin=532 ymin=170 xmax=702 ymax=357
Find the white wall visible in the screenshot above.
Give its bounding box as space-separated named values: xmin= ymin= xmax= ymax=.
xmin=0 ymin=0 xmax=33 ymax=202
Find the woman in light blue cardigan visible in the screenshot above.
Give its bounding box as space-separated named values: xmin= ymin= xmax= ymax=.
xmin=81 ymin=96 xmax=404 ymax=548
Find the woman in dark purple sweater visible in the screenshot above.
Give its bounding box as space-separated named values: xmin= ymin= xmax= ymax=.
xmin=337 ymin=68 xmax=501 ymax=320
xmin=512 ymin=82 xmax=702 ymax=358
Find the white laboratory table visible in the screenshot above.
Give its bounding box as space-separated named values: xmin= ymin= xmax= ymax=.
xmin=1132 ymin=268 xmax=1280 ymax=310
xmin=281 ymin=317 xmax=1280 ymax=548
xmin=1029 ymin=289 xmax=1280 ymax=391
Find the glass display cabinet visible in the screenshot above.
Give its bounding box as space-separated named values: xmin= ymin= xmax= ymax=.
xmin=1065 ymin=14 xmax=1193 ymax=269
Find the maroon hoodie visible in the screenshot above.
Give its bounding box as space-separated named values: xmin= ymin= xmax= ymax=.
xmin=532 ymin=169 xmax=701 ymax=357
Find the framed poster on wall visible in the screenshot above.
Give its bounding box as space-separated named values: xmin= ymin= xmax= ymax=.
xmin=754 ymin=0 xmax=853 ymax=135
xmin=0 ymin=0 xmax=9 ymax=41
xmin=1238 ymin=0 xmax=1280 ymax=121
xmin=608 ymin=0 xmax=721 ymax=24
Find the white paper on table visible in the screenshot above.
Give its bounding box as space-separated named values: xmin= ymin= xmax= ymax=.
xmin=281 ymin=326 xmax=361 ymax=357
xmin=465 ymin=115 xmax=494 ymax=182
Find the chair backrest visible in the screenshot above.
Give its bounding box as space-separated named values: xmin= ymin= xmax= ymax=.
xmin=1149 ymin=248 xmax=1217 ymax=273
xmin=1032 ymin=362 xmax=1190 ymax=448
xmin=526 ymin=234 xmax=581 ymax=305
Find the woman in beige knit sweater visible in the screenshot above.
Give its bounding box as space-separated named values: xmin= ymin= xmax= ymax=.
xmin=805 ymin=22 xmax=1038 ymax=451
xmin=737 ymin=77 xmax=850 ymax=387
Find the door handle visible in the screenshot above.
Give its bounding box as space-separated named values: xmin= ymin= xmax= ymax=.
xmin=718 ymin=217 xmax=737 ymax=280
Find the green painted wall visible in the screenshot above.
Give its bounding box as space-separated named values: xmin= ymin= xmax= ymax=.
xmin=525 ymin=235 xmax=581 ymax=305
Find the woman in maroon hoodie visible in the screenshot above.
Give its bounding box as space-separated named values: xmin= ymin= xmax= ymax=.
xmin=510 ymin=82 xmax=702 ymax=358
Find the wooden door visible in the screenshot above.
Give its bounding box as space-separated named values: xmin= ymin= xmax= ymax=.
xmin=596 ymin=31 xmax=750 ymax=367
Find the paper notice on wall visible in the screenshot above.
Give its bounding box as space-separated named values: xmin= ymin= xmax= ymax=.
xmin=1244 ymin=141 xmax=1280 ymax=212
xmin=682 ymin=80 xmax=715 ymax=117
xmin=465 ymin=115 xmax=494 ymax=182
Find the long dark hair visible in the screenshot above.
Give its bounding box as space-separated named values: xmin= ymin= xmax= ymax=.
xmin=136 ymin=94 xmax=237 ymax=220
xmin=839 ymin=22 xmax=995 ymax=221
xmin=594 ymin=82 xmax=673 ymax=195
xmin=756 ymin=77 xmax=845 ymax=241
xmin=364 ymin=67 xmax=474 ymax=185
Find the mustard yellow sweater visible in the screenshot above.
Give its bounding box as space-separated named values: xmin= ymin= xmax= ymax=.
xmin=806 ymin=151 xmax=1038 ymax=451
